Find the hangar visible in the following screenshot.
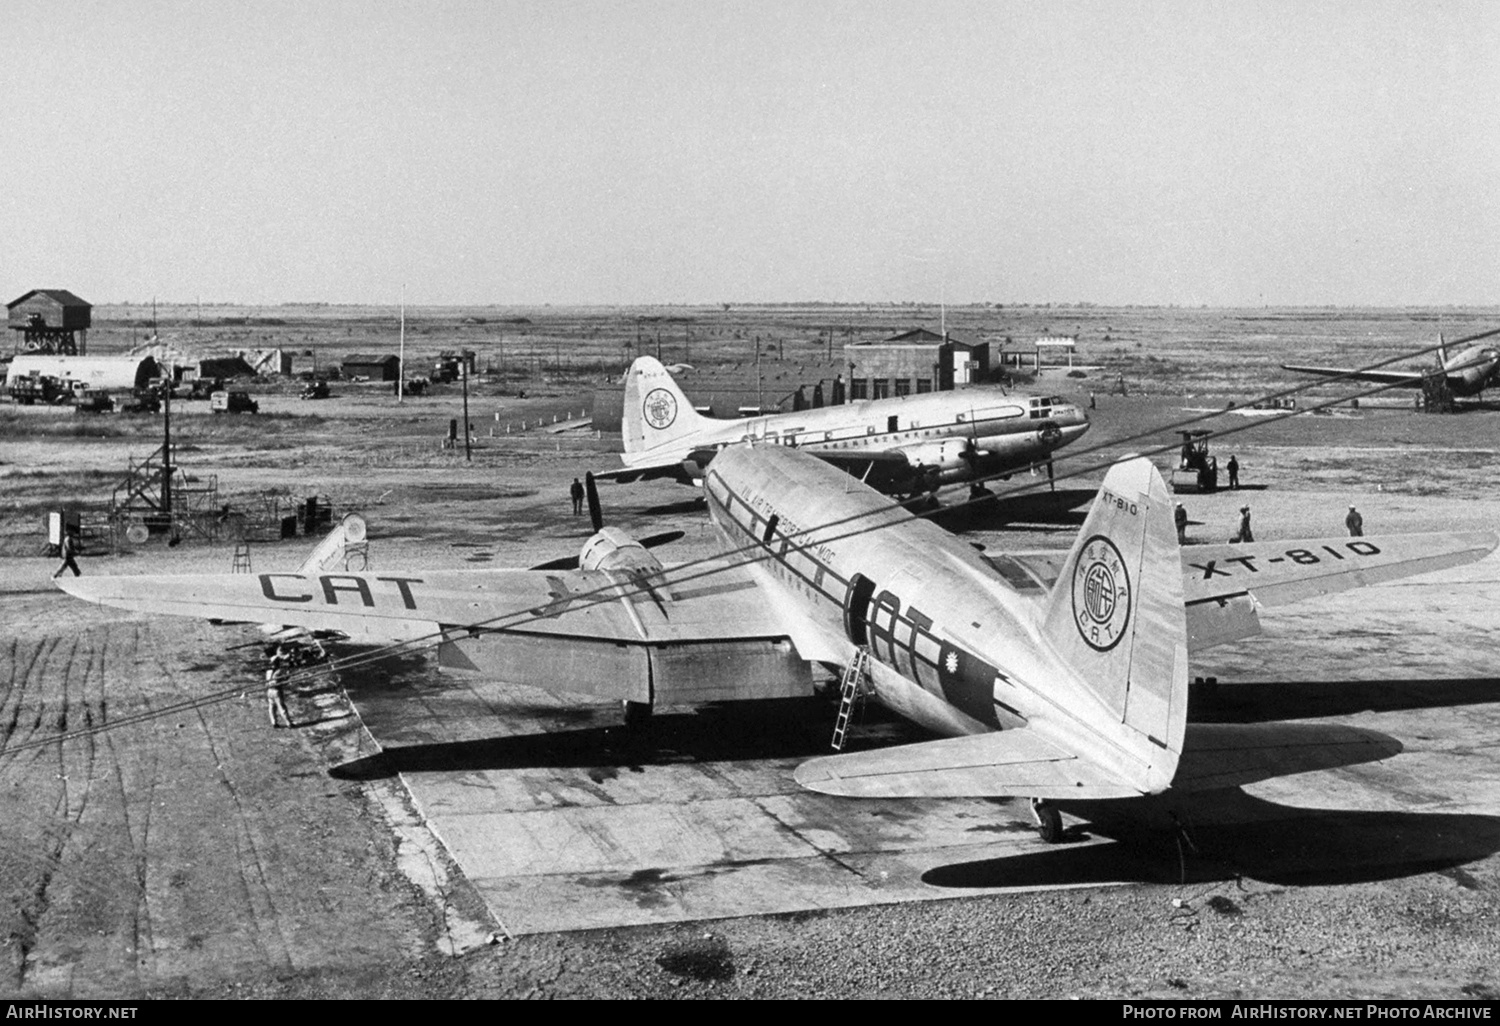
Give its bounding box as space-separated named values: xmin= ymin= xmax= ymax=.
xmin=844 ymin=328 xmax=991 ymax=399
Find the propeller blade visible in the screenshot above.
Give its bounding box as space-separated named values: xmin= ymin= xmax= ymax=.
xmin=586 ymin=471 xmax=604 ymax=532
xmin=527 ymin=554 xmax=580 ymax=571
xmin=639 ymin=530 xmax=685 ymax=549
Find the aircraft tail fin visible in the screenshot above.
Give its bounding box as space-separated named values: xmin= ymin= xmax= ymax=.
xmin=1437 ymin=332 xmax=1449 ymax=368
xmin=621 ymin=356 xmax=709 ymax=456
xmin=1040 ymin=457 xmax=1188 ymax=791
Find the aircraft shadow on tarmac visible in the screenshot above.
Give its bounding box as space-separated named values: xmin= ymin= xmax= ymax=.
xmin=924 ymin=486 xmax=1096 ymax=533
xmin=921 ymin=790 xmax=1500 ymax=890
xmin=638 ymin=496 xmax=708 ymax=517
xmin=329 ymin=698 xmax=930 ymax=781
xmin=1187 ymin=676 xmax=1500 ymax=724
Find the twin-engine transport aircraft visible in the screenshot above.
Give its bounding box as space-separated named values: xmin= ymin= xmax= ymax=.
xmin=1281 ymin=327 xmax=1500 ymax=399
xmin=58 ymin=448 xmax=1496 ymax=842
xmin=600 ymin=356 xmax=1090 ymax=495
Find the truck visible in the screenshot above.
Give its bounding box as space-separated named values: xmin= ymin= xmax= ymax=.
xmin=210 ymin=390 xmax=260 ymax=414
xmin=1169 ymin=430 xmax=1219 ymax=493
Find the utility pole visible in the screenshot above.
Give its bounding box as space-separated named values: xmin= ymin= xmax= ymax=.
xmin=397 ymin=285 xmax=405 ymax=404
xmin=462 ymin=360 xmax=471 ymax=462
xmin=160 ymin=376 xmax=172 ymax=518
xmin=756 ymin=339 xmax=763 ymax=414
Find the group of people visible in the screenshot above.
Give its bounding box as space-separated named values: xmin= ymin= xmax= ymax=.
xmin=1175 ymin=500 xmax=1365 ymax=545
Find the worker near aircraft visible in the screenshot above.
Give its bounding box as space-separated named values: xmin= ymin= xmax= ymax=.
xmin=1227 ymin=454 xmax=1240 ymax=489
xmin=53 ymin=527 xmax=82 ymax=579
xmin=570 ymin=478 xmax=585 ymax=515
xmin=1346 ymin=505 xmax=1364 ymax=537
xmin=1233 ymin=504 xmax=1254 ymax=544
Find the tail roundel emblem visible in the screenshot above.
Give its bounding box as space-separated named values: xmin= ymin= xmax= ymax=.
xmin=1071 ymin=535 xmax=1131 ymax=651
xmin=643 ymin=388 xmax=678 ymax=430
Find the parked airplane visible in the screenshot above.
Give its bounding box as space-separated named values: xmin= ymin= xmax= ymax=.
xmin=57 ymin=449 xmax=1496 ymax=842
xmin=599 ymin=356 xmax=1090 ymax=495
xmin=1281 ymin=327 xmax=1500 ymax=399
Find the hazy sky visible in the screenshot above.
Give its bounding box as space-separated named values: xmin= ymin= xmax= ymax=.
xmin=4 ymin=1 xmax=1497 ymax=306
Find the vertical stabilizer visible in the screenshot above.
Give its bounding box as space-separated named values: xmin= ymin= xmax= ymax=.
xmin=1437 ymin=332 xmax=1450 ymax=369
xmin=1040 ymin=457 xmax=1188 ymax=790
xmin=621 ymin=356 xmax=709 ymax=455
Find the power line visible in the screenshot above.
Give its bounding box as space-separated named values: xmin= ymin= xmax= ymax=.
xmin=4 ymin=329 xmax=1495 ymax=756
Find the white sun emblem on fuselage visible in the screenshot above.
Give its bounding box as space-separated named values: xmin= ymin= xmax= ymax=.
xmin=1070 ymin=535 xmax=1131 ymax=652
xmin=945 ymin=651 xmax=959 ymax=674
xmin=643 ymin=388 xmax=678 ymax=431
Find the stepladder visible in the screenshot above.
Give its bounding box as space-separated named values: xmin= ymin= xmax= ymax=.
xmin=830 ymin=647 xmax=870 ymax=751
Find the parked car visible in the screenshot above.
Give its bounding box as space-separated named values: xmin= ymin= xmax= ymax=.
xmin=210 ymin=390 xmax=260 ymax=414
xmin=300 ymin=379 xmax=331 ymax=400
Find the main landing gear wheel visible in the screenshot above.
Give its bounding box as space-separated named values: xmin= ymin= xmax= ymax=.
xmin=622 ymin=700 xmax=652 ymax=732
xmin=1030 ymin=798 xmax=1064 ymax=844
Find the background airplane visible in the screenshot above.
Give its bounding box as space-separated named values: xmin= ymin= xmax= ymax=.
xmin=598 ymin=355 xmax=1089 ymax=496
xmin=1281 ymin=327 xmax=1500 ymax=399
xmin=58 ymin=447 xmax=1497 ymax=844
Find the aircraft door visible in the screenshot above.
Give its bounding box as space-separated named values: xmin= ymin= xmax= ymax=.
xmin=843 ymin=573 xmax=877 ymax=646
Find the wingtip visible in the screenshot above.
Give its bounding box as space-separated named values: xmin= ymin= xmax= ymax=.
xmin=792 ymin=756 xmax=848 ymax=796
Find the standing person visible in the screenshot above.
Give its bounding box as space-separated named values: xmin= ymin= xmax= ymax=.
xmin=53 ymin=527 xmax=82 ymax=579
xmin=1233 ymin=504 xmax=1254 ymax=544
xmin=1089 ymin=391 xmax=1096 ymax=410
xmin=570 ymin=477 xmax=585 ymax=516
xmin=1345 ymin=505 xmax=1364 ymax=537
xmin=1174 ymin=502 xmax=1188 ymax=544
xmin=1227 ymin=454 xmax=1240 ymax=490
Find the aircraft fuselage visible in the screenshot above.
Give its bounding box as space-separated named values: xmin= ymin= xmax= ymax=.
xmin=633 ymin=389 xmax=1089 ymax=485
xmin=702 ymin=445 xmax=1143 ymax=780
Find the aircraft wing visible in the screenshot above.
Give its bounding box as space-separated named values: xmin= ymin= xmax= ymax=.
xmin=1182 ymin=531 xmax=1498 ymax=649
xmin=57 ymin=555 xmax=817 ymax=704
xmin=591 ymin=463 xmax=696 ymax=485
xmin=1172 ymin=723 xmax=1402 ymax=791
xmin=1280 ymin=364 xmax=1429 ymax=388
xmin=793 ymin=729 xmax=1144 ymax=800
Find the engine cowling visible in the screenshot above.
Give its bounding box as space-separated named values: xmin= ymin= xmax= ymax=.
xmin=578 ymin=526 xmax=665 ymax=574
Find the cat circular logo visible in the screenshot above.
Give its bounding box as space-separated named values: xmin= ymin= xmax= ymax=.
xmin=643 ymin=388 xmax=678 ymax=430
xmin=1071 ymin=535 xmax=1131 ymax=651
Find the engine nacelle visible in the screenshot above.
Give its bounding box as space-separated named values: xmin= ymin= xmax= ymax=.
xmin=893 ymin=438 xmax=975 ymax=471
xmin=579 ymin=526 xmax=665 ymax=574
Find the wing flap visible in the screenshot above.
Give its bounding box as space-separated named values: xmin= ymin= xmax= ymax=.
xmin=794 ymin=729 xmax=1143 ymax=800
xmin=1173 ymin=722 xmax=1402 ymax=792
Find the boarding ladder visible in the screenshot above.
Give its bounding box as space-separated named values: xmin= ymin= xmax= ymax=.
xmin=232 ymin=541 xmax=252 ymax=573
xmin=830 ymin=647 xmax=870 ymax=751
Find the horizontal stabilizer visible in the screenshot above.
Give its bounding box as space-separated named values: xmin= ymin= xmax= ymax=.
xmin=1184 ymin=531 xmax=1497 ymax=616
xmin=1172 ymin=722 xmax=1402 ymax=792
xmin=794 ymin=729 xmax=1143 ymax=800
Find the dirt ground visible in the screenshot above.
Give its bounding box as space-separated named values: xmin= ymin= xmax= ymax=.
xmin=3 ymin=306 xmax=1500 ymax=999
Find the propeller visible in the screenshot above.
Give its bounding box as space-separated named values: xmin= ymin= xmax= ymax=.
xmin=586 ymin=471 xmax=604 ymax=531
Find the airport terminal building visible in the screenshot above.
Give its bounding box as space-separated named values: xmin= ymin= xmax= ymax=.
xmin=844 ymin=328 xmax=990 ymax=398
